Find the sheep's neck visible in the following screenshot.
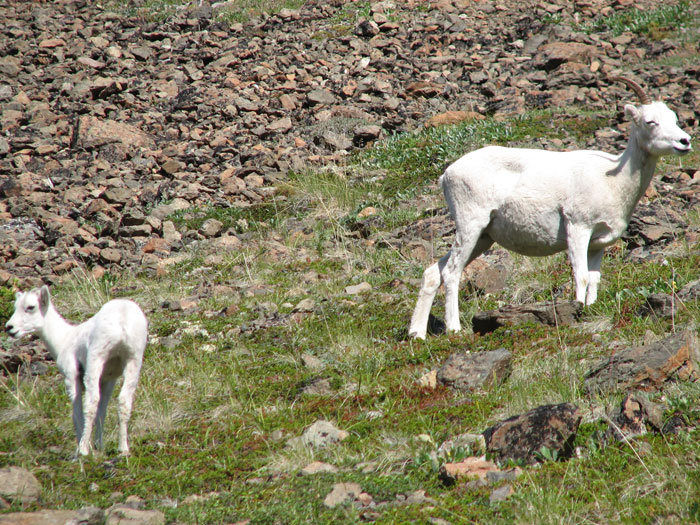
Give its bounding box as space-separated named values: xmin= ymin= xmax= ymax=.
xmin=39 ymin=306 xmax=79 ymax=361
xmin=616 ymin=131 xmax=658 ymax=216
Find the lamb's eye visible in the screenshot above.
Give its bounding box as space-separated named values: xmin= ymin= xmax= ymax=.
xmin=646 ymin=120 xmax=658 ymax=127
xmin=26 ymin=305 xmax=36 ymax=312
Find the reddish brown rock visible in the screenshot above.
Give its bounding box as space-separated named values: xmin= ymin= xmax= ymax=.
xmin=584 ymin=330 xmax=700 ymax=394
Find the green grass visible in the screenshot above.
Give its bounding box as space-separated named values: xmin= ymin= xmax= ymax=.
xmin=3 ymin=194 xmax=699 ymax=521
xmin=579 ymin=1 xmax=692 ymax=38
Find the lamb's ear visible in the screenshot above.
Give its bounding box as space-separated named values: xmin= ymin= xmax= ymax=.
xmin=624 ymin=104 xmax=641 ymax=123
xmin=39 ymin=286 xmax=51 ymax=315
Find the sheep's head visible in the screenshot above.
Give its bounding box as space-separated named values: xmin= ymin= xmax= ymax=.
xmin=4 ymin=286 xmax=51 ymax=339
xmin=613 ymin=76 xmax=691 ymax=157
xmin=627 ymin=102 xmax=691 ymax=157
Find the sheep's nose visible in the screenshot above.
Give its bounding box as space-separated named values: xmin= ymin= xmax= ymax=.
xmin=680 ymin=137 xmax=691 ymax=147
xmin=4 ymin=323 xmax=13 ymax=333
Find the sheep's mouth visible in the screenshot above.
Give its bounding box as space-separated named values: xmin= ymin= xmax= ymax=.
xmin=673 ymin=141 xmax=691 ymax=154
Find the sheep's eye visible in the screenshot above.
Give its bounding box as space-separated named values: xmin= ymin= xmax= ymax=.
xmin=646 ymin=120 xmax=658 ymax=127
xmin=26 ymin=305 xmax=36 ymax=312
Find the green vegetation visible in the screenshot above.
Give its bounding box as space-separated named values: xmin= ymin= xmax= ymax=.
xmin=580 ymin=1 xmax=692 ymax=38
xmin=2 ymin=103 xmax=699 ymax=522
xmin=0 ymin=286 xmax=15 ymax=325
xmin=109 ymin=0 xmax=308 ymax=23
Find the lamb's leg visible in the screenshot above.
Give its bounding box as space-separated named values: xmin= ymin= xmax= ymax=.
xmin=78 ymin=357 xmax=105 ymax=456
xmin=117 ymin=358 xmax=143 ymax=455
xmin=95 ymin=379 xmax=117 ymax=451
xmin=409 ymin=253 xmax=450 ymax=339
xmin=443 ymin=234 xmax=493 ymax=333
xmin=585 ymin=249 xmax=604 ymax=305
xmin=64 ymin=374 xmax=84 ymax=445
xmin=566 ymin=225 xmax=592 ymax=304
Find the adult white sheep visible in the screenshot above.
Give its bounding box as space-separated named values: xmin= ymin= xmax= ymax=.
xmin=409 ymin=77 xmax=691 ymax=339
xmin=5 ymin=286 xmax=148 ymax=456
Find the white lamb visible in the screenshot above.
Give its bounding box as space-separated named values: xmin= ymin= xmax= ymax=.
xmin=409 ymin=77 xmax=692 ymax=339
xmin=5 ymin=286 xmax=148 ymax=456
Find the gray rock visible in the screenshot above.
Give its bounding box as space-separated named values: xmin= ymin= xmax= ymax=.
xmin=437 ymin=348 xmax=512 ymax=391
xmin=344 ymin=282 xmax=372 ymax=295
xmin=679 ymin=279 xmax=700 ymax=301
xmin=323 ymin=482 xmax=361 ymax=508
xmin=199 ymin=218 xmax=224 ymax=238
xmin=483 ymin=403 xmax=581 ymax=464
xmin=604 ymin=393 xmax=664 ymax=443
xmin=301 ymin=353 xmax=323 ymax=371
xmin=0 ymin=508 xmax=103 ymax=525
xmin=298 ymin=420 xmax=348 ymax=448
xmin=637 ymin=293 xmax=676 ymax=319
xmin=105 ymin=506 xmax=165 ymax=525
xmin=0 ymin=466 xmax=41 ymax=505
xmin=301 ymin=377 xmax=332 ymax=396
xmin=301 ymin=461 xmax=338 ymax=475
xmin=293 ymin=298 xmax=315 ymax=313
xmin=307 ymin=89 xmax=336 ymax=106
xmin=489 ymin=483 xmax=514 ymax=503
xmin=321 ymin=130 xmax=352 ymax=151
xmin=472 ymin=301 xmax=582 ymax=335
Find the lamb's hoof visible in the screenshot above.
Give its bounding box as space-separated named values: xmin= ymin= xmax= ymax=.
xmin=409 ymin=331 xmax=426 ymax=340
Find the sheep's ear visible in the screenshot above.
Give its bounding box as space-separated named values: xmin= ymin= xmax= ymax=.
xmin=15 ymin=292 xmax=22 ymax=300
xmin=39 ymin=286 xmax=51 ymax=314
xmin=624 ymin=104 xmax=641 ymax=123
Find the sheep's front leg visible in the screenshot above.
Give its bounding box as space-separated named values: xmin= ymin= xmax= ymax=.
xmin=585 ymin=249 xmax=604 ymax=305
xmin=443 ymin=233 xmax=493 ymax=334
xmin=117 ymin=358 xmax=143 ymax=455
xmin=566 ymin=224 xmax=593 ymax=304
xmin=409 ymin=254 xmax=450 ymax=339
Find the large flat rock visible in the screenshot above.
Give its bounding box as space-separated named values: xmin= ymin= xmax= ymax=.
xmin=584 ymin=330 xmax=699 ymax=394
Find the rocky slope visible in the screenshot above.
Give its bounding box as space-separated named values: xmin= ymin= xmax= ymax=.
xmin=1 ymin=0 xmax=698 ymax=288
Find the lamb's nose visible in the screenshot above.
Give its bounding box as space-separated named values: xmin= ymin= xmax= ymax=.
xmin=680 ymin=137 xmax=691 ymax=147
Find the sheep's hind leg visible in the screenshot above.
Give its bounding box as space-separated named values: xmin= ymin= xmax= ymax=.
xmin=117 ymin=358 xmax=143 ymax=455
xmin=95 ymin=379 xmax=117 ymax=451
xmin=566 ymin=224 xmax=593 ymax=304
xmin=585 ymin=249 xmax=604 ymax=305
xmin=78 ymin=359 xmax=105 ymax=456
xmin=443 ymin=234 xmax=493 ymax=334
xmin=64 ymin=374 xmax=84 ymax=447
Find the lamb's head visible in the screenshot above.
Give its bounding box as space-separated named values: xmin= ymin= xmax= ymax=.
xmin=4 ymin=286 xmax=51 ymax=339
xmin=613 ymin=76 xmax=691 ymax=157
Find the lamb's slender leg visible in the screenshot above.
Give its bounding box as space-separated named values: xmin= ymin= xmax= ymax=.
xmin=566 ymin=224 xmax=593 ymax=304
xmin=409 ymin=252 xmax=450 ymax=339
xmin=443 ymin=234 xmax=493 ymax=333
xmin=94 ymin=379 xmax=117 ymax=451
xmin=78 ymin=356 xmax=106 ymax=456
xmin=64 ymin=374 xmax=84 ymax=445
xmin=117 ymin=358 xmax=143 ymax=455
